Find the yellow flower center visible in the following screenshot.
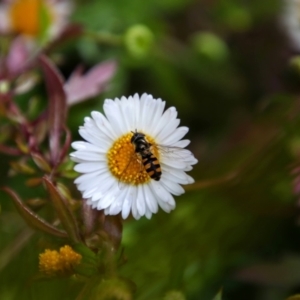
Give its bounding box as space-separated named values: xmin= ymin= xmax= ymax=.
xmin=107 ymin=132 xmax=159 ymax=185
xmin=39 ymin=245 xmax=82 ymax=276
xmin=9 ymin=0 xmax=52 ymax=37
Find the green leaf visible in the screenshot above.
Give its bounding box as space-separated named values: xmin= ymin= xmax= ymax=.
xmin=73 ymin=243 xmax=98 ymax=265
xmin=2 ymin=187 xmax=67 ymax=238
xmin=38 ymin=1 xmax=52 ymax=44
xmin=73 ymin=247 xmax=98 ymax=277
xmin=212 ymin=289 xmax=222 ymax=300
xmin=286 ymin=296 xmax=300 ymax=300
xmin=31 ymin=152 xmax=51 ymax=172
xmin=43 ymin=176 xmax=81 ymax=243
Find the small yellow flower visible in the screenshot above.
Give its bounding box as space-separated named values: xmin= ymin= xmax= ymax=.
xmin=39 ymin=245 xmax=82 ymax=276
xmin=59 ymin=245 xmax=82 ymax=271
xmin=0 ymin=0 xmax=71 ymax=41
xmin=9 ymin=0 xmax=50 ymax=37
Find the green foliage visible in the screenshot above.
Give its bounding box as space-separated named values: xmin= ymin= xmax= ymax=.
xmin=1 ymin=0 xmax=300 ymax=299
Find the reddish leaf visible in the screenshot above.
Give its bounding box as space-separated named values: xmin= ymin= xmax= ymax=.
xmin=47 ymin=24 xmax=83 ymax=51
xmin=64 ymin=60 xmax=117 ymax=106
xmin=39 ymin=55 xmax=67 ymax=166
xmin=235 ymin=255 xmax=300 ymax=288
xmin=82 ymin=200 xmax=101 ymax=236
xmin=0 ymin=144 xmax=22 ymax=156
xmin=103 ymin=215 xmax=123 ymax=251
xmin=59 ymin=126 xmax=72 ymax=163
xmin=43 ymin=176 xmax=81 ymax=243
xmin=2 ymin=187 xmax=67 ymax=238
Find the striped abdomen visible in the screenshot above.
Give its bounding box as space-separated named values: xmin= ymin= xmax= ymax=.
xmin=142 ymin=153 xmax=161 ymax=181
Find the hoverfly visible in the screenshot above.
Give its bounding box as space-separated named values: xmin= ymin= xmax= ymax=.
xmin=131 ymin=130 xmax=161 ymax=181
xmin=118 ymin=130 xmax=189 ymax=188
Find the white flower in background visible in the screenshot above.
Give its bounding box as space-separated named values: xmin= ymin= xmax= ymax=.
xmin=0 ymin=0 xmax=71 ymax=42
xmin=70 ymin=94 xmax=198 ymax=220
xmin=281 ymin=0 xmax=300 ymax=50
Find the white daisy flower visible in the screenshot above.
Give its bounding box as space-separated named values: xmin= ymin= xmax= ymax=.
xmin=70 ymin=93 xmax=198 ymax=220
xmin=281 ymin=0 xmax=300 ymax=50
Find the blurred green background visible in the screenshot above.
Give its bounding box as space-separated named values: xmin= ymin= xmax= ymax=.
xmin=2 ymin=0 xmax=300 ymax=299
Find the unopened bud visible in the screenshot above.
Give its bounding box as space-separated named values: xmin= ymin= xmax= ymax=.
xmin=290 ymin=56 xmax=300 ymax=73
xmin=191 ymin=32 xmax=229 ymax=62
xmin=124 ymin=24 xmax=154 ymax=58
xmin=90 ymin=277 xmax=134 ymax=300
xmin=164 ymin=290 xmax=186 ymax=300
xmin=0 ymin=81 xmax=10 ymax=94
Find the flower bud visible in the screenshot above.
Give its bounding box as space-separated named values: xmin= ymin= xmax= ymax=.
xmin=192 ymin=32 xmax=229 ymax=63
xmin=290 ymin=56 xmax=300 ymax=74
xmin=90 ymin=277 xmax=134 ymax=300
xmin=124 ymin=24 xmax=154 ymax=58
xmin=39 ymin=245 xmax=82 ymax=276
xmin=164 ymin=290 xmax=186 ymax=300
xmin=220 ymin=6 xmax=251 ymax=31
xmin=0 ymin=81 xmax=10 ymax=94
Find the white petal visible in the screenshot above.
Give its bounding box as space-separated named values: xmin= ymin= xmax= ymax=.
xmin=96 ymin=188 xmax=116 ymax=210
xmin=162 ymin=165 xmax=194 ymax=184
xmin=71 ymin=151 xmax=106 ymax=161
xmin=103 ymin=99 xmax=126 ymax=136
xmin=149 ymin=181 xmax=176 ymax=213
xmin=145 ymin=210 xmax=152 ymax=219
xmin=136 ymin=185 xmax=146 ymax=217
xmin=79 ymin=128 xmax=111 ymax=150
xmin=74 ymin=161 xmax=107 ymax=173
xmin=161 ymin=158 xmax=188 ymax=170
xmin=108 ymin=186 xmax=127 ymax=215
xmin=71 ymin=141 xmax=106 ymax=152
xmin=90 ymin=175 xmax=116 ymax=202
xmin=163 ymin=126 xmax=189 ymax=145
xmin=169 ymin=139 xmax=190 ymax=148
xmin=131 ymin=190 xmax=139 ymax=219
xmin=78 ymin=170 xmax=111 ymax=194
xmin=120 ymin=186 xmax=132 ymax=219
xmin=74 ymin=170 xmax=105 ymax=184
xmin=91 ymin=111 xmax=118 ymax=140
xmin=152 ymin=107 xmax=177 ymax=138
xmin=160 ymin=177 xmax=185 ymax=195
xmin=142 ymin=184 xmax=158 ymax=213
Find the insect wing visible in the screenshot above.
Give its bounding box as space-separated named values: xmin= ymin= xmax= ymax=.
xmin=153 ymin=143 xmax=191 ymax=160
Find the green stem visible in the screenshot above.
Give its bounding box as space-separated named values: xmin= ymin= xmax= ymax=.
xmin=84 ymin=31 xmax=122 ymax=46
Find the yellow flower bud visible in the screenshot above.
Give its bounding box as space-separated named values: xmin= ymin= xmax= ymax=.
xmin=39 ymin=245 xmax=82 ymax=276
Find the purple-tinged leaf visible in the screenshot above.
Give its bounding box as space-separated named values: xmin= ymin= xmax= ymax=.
xmin=82 ymin=201 xmax=100 ymax=236
xmin=58 ymin=126 xmax=71 ymax=163
xmin=2 ymin=187 xmax=67 ymax=238
xmin=43 ymin=176 xmax=81 ymax=243
xmin=235 ymin=254 xmax=300 ymax=288
xmin=0 ymin=144 xmax=22 ymax=156
xmin=6 ymin=37 xmax=30 ymax=77
xmin=64 ymin=60 xmax=117 ymax=106
xmin=103 ymin=215 xmax=123 ymax=251
xmin=39 ymin=55 xmax=67 ymax=167
xmin=47 ymin=24 xmax=83 ymax=51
